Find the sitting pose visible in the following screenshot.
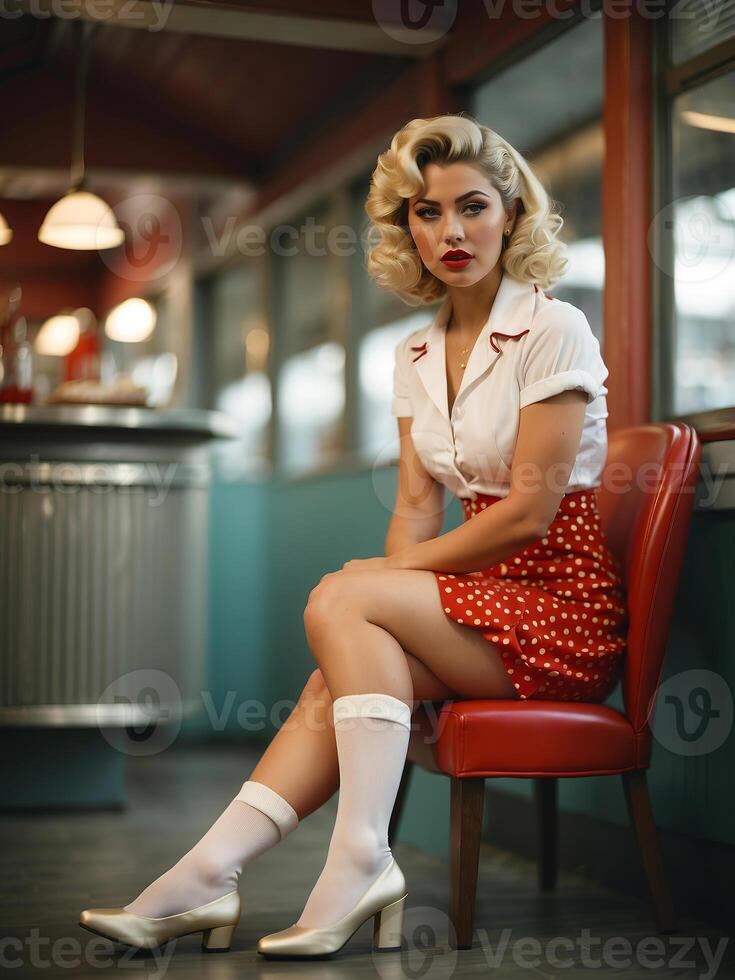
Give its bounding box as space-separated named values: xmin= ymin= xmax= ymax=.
xmin=79 ymin=113 xmax=627 ymax=959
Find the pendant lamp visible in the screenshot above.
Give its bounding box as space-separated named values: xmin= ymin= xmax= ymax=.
xmin=38 ymin=21 xmax=124 ymax=250
xmin=0 ymin=212 xmax=12 ymax=245
xmin=34 ymin=312 xmax=82 ymax=357
xmin=104 ymin=297 xmax=157 ymax=343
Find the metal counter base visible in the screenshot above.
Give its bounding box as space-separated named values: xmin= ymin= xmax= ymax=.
xmin=0 ymin=405 xmax=236 ymax=808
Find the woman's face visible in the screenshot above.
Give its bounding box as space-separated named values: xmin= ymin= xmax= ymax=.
xmin=407 ymin=161 xmax=515 ymax=287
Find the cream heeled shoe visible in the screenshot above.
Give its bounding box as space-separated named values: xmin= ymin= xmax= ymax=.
xmin=256 ymin=856 xmax=407 ymax=958
xmin=79 ymin=889 xmax=241 ymax=952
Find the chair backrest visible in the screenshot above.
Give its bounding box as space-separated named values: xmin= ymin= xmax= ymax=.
xmin=596 ymin=423 xmax=701 ymax=733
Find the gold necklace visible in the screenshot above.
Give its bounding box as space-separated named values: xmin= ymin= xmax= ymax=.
xmin=448 ymin=314 xmax=474 ymax=370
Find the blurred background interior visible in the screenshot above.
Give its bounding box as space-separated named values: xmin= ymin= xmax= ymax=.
xmin=1 ymin=0 xmax=734 ymax=945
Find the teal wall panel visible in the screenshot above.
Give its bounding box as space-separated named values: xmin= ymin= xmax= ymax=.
xmin=0 ymin=729 xmax=126 ymax=810
xmin=181 ymin=477 xmax=271 ymax=743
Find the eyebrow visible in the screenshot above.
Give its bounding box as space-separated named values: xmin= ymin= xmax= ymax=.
xmin=414 ymin=190 xmax=490 ymax=206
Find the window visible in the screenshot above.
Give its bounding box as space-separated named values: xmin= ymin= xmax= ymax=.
xmin=206 ymin=263 xmax=272 ymax=478
xmin=277 ymin=341 xmax=345 ymax=475
xmin=655 ymin=19 xmax=735 ymax=419
xmin=357 ymin=311 xmax=434 ymax=460
xmin=471 ymin=17 xmax=605 ymax=341
xmin=273 ymin=198 xmax=349 ymax=476
xmin=671 ymin=0 xmax=735 ymax=65
xmin=670 ymin=74 xmax=735 ymax=415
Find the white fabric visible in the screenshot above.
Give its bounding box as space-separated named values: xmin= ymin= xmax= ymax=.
xmin=332 ymin=691 xmax=412 ymax=729
xmin=391 ymin=271 xmax=609 ymax=500
xmin=123 ymin=782 xmax=297 ymax=918
xmin=235 ymin=779 xmax=300 ymax=839
xmin=295 ymin=693 xmax=411 ymax=929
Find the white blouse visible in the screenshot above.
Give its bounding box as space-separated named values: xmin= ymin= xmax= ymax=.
xmin=391 ymin=271 xmax=609 ymax=501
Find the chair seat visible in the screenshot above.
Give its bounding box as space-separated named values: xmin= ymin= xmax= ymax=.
xmin=408 ymin=700 xmax=651 ymax=778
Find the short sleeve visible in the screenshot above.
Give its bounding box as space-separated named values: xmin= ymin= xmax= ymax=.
xmin=518 ymin=304 xmax=608 ymax=409
xmin=391 ymin=336 xmax=413 ymax=417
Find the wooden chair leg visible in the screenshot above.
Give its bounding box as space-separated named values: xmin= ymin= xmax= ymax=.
xmin=534 ymin=777 xmax=558 ymax=891
xmin=622 ymin=769 xmax=678 ymax=933
xmin=388 ymin=760 xmax=414 ymax=848
xmin=448 ymin=776 xmax=485 ymax=950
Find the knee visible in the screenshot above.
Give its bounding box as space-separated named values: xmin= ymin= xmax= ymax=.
xmin=303 ymin=571 xmax=353 ymax=636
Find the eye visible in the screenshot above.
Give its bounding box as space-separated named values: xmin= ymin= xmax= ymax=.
xmin=414 ymin=202 xmax=487 ymax=219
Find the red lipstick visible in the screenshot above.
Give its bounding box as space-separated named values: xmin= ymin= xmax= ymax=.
xmin=441 ymin=249 xmax=473 ymax=269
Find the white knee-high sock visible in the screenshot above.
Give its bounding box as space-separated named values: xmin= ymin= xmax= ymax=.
xmin=123 ymin=781 xmax=299 ymax=918
xmin=296 ymin=692 xmax=411 ymax=929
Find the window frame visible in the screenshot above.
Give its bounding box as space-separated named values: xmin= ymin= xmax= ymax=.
xmin=652 ymin=18 xmax=735 ymax=430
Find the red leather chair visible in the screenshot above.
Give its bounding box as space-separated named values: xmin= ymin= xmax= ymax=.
xmin=388 ymin=422 xmax=701 ymax=949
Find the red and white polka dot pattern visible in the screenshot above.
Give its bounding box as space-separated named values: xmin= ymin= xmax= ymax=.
xmin=434 ymin=488 xmax=628 ymax=702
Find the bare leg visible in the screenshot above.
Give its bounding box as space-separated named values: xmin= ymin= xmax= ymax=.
xmin=120 ymin=648 xmax=457 ymax=918
xmin=250 ymin=652 xmax=459 ymax=821
xmin=276 ymin=566 xmax=518 ymax=930
xmin=122 ymin=568 xmax=509 ymax=922
xmin=303 ymin=567 xmax=519 ymax=702
xmin=254 ymin=567 xmax=516 ymax=822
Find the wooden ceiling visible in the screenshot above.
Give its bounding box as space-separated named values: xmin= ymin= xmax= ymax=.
xmin=0 ymin=0 xmax=457 ymax=313
xmin=0 ymin=0 xmax=451 ymax=198
xmin=0 ymin=1 xmax=567 ymax=316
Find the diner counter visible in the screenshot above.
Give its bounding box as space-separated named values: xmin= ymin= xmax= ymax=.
xmin=0 ymin=403 xmax=237 ymax=437
xmin=0 ymin=403 xmax=237 ymax=728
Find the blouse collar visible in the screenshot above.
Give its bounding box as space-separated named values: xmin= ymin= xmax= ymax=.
xmin=410 ymin=271 xmax=537 ymax=422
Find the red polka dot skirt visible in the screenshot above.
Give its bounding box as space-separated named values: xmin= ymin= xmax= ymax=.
xmin=434 ymin=488 xmax=628 ymax=702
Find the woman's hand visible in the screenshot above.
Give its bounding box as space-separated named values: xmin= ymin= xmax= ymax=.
xmin=341 ymin=555 xmax=401 ymax=572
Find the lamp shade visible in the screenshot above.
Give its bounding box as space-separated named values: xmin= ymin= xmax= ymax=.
xmin=0 ymin=211 xmax=12 ymax=245
xmin=34 ymin=314 xmax=82 ymax=356
xmin=38 ymin=190 xmax=125 ymax=250
xmin=104 ymin=297 xmax=156 ymax=343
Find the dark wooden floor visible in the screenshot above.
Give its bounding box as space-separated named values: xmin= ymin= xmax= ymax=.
xmin=2 ymin=742 xmax=732 ymax=978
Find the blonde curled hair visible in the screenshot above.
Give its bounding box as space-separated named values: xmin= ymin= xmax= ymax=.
xmin=364 ymin=113 xmax=568 ymax=304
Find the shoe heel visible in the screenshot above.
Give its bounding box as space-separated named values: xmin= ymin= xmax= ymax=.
xmin=201 ymin=923 xmax=236 ymax=952
xmin=373 ymin=894 xmax=406 ymax=951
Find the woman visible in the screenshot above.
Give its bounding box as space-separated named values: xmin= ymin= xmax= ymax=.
xmin=79 ymin=113 xmax=627 ymax=958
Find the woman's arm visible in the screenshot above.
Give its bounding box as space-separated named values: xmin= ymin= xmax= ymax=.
xmin=384 ymin=416 xmax=446 ymax=557
xmin=387 ymin=390 xmax=589 ymax=573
